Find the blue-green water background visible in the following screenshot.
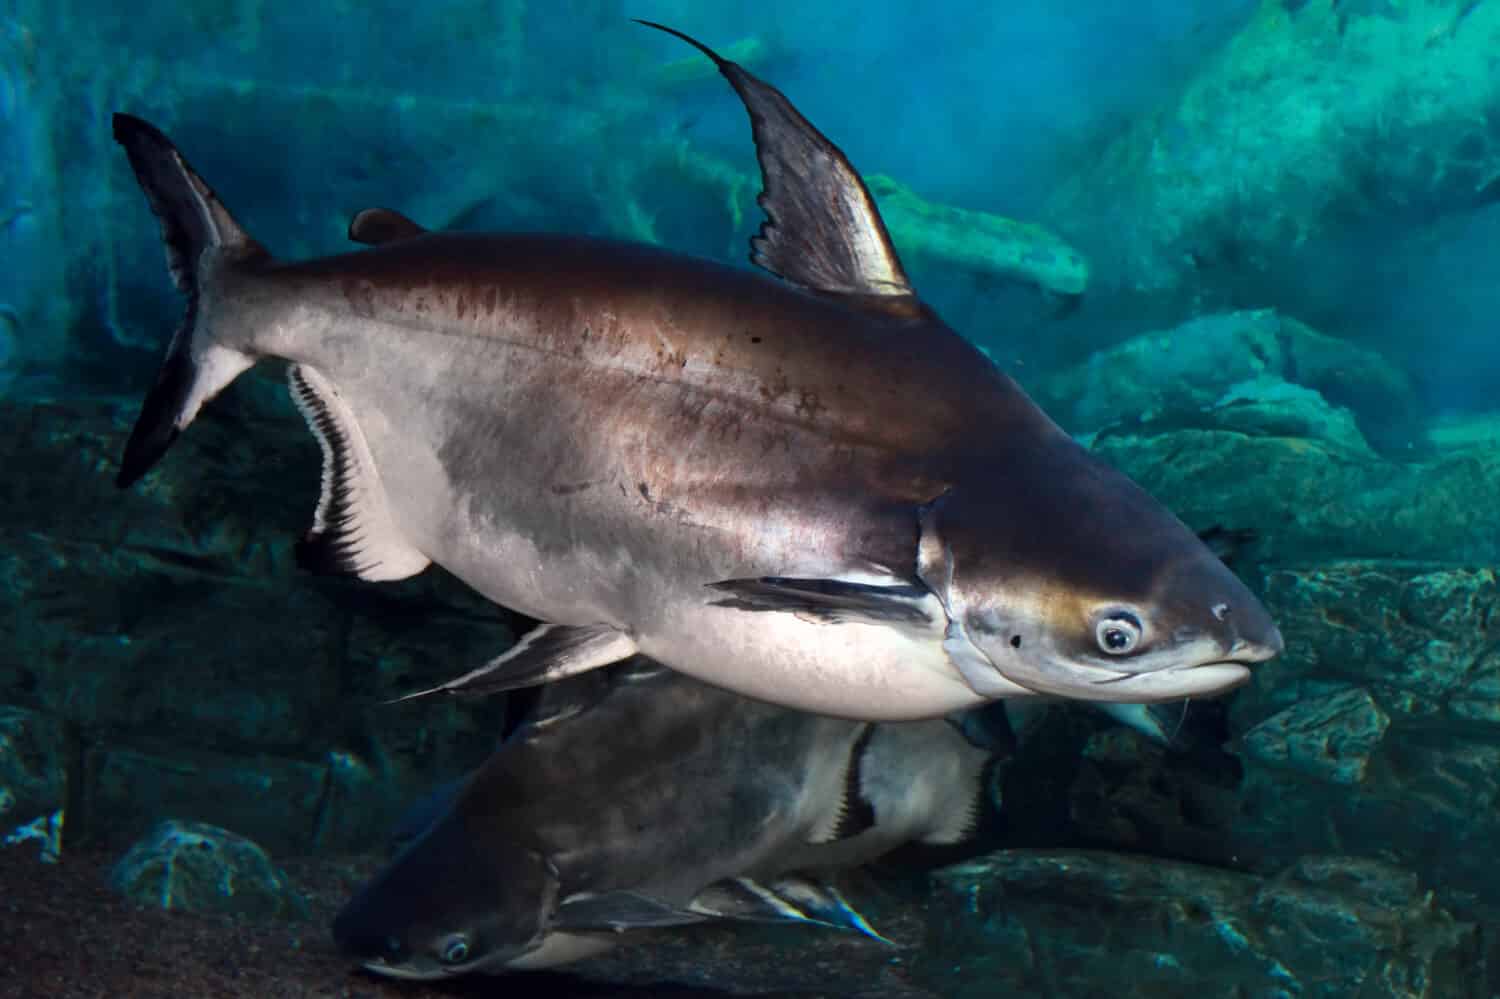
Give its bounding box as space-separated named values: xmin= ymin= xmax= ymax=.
xmin=7 ymin=1 xmax=1500 ymax=993
xmin=8 ymin=0 xmax=1498 ymax=412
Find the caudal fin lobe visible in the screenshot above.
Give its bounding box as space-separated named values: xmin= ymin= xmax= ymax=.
xmin=111 ymin=113 xmax=269 ymax=488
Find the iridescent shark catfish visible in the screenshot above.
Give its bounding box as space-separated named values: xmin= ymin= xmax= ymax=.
xmin=334 ymin=657 xmax=991 ymax=979
xmin=109 ymin=22 xmax=1281 ymax=720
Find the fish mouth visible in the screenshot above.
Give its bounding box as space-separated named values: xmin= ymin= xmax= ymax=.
xmin=1086 ymin=661 xmax=1252 ymax=700
xmin=359 ymin=958 xmax=458 ymax=982
xmin=361 ymin=949 xmax=515 ymax=981
xmin=988 ymin=652 xmax=1253 ymax=704
xmin=1233 ymin=637 xmax=1284 ymax=664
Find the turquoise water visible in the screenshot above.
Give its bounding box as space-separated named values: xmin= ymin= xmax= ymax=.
xmin=5 ymin=2 xmax=1500 ymax=995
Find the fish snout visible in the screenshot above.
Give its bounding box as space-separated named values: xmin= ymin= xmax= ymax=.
xmin=332 ymin=900 xmax=404 ymax=962
xmin=334 ymin=923 xmax=409 ymax=971
xmin=1232 ymin=618 xmax=1284 ymax=662
xmin=1210 ymin=592 xmax=1284 ymax=664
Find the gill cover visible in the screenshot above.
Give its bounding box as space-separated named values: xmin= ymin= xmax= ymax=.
xmin=915 ymin=491 xmax=1013 ymax=696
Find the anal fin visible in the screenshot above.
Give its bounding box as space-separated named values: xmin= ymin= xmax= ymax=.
xmin=287 ymin=364 xmax=430 ymax=582
xmin=918 ymin=743 xmax=990 ymax=847
xmin=394 ymin=622 xmax=637 ymax=701
xmin=806 ymin=723 xmax=876 ymax=845
xmin=555 ymin=890 xmax=709 ymax=932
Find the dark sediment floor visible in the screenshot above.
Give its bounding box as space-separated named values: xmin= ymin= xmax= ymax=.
xmin=0 ymin=846 xmax=935 ymax=998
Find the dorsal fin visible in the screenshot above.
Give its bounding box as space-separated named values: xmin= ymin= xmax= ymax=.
xmin=347 ymin=207 xmax=428 ymax=246
xmin=636 ymin=21 xmax=921 ymax=318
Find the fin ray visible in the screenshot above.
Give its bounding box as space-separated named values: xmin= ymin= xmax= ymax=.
xmin=635 ymin=21 xmax=919 ymax=313
xmin=707 ymin=576 xmax=934 ymax=626
xmin=111 ymin=113 xmax=269 ymax=487
xmin=913 ymin=731 xmax=990 ymax=846
xmin=688 ymin=877 xmax=893 ymax=944
xmin=395 ymin=622 xmax=637 ymax=701
xmin=807 ymin=724 xmax=876 ymax=844
xmin=287 ymin=364 xmax=431 ymax=582
xmin=555 ymin=890 xmax=710 ymax=931
xmin=763 ymin=876 xmax=895 ymax=945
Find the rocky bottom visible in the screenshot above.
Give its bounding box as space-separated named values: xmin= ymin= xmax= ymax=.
xmin=0 ymin=846 xmax=935 ymax=999
xmin=4 ymin=828 xmax=1491 ymax=998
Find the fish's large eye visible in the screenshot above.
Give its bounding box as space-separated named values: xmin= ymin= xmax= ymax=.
xmin=1095 ymin=611 xmax=1142 ymax=655
xmin=439 ymin=934 xmax=471 ymax=965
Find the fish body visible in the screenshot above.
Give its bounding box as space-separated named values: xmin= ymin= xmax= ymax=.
xmin=267 ymin=231 xmax=1008 ymax=717
xmin=110 ymin=23 xmax=1280 ymax=721
xmin=332 ymin=658 xmax=991 ymax=978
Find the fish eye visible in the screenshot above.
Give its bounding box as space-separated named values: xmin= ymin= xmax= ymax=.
xmin=439 ymin=934 xmax=470 ymax=965
xmin=1094 ymin=611 xmax=1143 ymax=655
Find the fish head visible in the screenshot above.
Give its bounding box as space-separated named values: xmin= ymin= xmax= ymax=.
xmin=332 ymin=811 xmax=554 ymax=979
xmin=917 ymin=445 xmax=1282 ymax=704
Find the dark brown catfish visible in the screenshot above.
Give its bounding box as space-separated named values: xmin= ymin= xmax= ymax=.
xmin=109 ymin=22 xmax=1280 ymax=720
xmin=333 ymin=658 xmax=989 ymax=978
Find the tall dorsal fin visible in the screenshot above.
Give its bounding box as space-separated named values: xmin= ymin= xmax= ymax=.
xmin=347 ymin=207 xmax=428 ymax=246
xmin=636 ymin=21 xmax=921 ymax=318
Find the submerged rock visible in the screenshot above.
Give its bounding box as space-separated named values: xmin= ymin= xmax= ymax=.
xmin=110 ymin=820 xmax=306 ymax=921
xmin=1239 ymin=686 xmax=1390 ymax=786
xmin=2 ymin=809 xmax=63 ymax=864
xmin=1239 ymin=563 xmax=1500 ymax=729
xmin=1094 ymin=427 xmax=1500 ymax=565
xmin=1044 ymin=0 xmax=1500 ymax=315
xmin=2 ymin=392 xmax=511 ymax=853
xmin=0 ymin=705 xmax=64 ymax=827
xmin=1066 ymin=726 xmax=1242 ymax=867
xmin=598 ymin=148 xmax=1092 ymax=300
xmin=867 ymin=174 xmax=1090 ymax=297
xmin=918 ymin=850 xmax=1477 ymax=998
xmin=1206 ymin=375 xmax=1370 ymax=453
xmin=1034 ymin=309 xmax=1420 ymax=453
xmin=91 ymin=745 xmax=326 ymax=856
xmin=1226 ymin=562 xmax=1500 ymax=901
xmin=0 ymin=17 xmax=69 ymax=386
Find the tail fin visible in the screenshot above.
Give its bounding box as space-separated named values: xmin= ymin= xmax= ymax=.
xmin=111 ymin=113 xmax=269 ymax=487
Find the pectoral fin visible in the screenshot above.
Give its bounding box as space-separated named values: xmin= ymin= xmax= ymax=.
xmin=707 ymin=576 xmax=935 ymax=626
xmin=689 ymin=877 xmax=893 ymax=944
xmin=555 ymin=878 xmax=891 ymax=944
xmin=762 ymin=876 xmax=894 ymax=945
xmin=554 ymin=890 xmax=710 ymax=931
xmin=393 ymin=623 xmax=637 ymax=701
